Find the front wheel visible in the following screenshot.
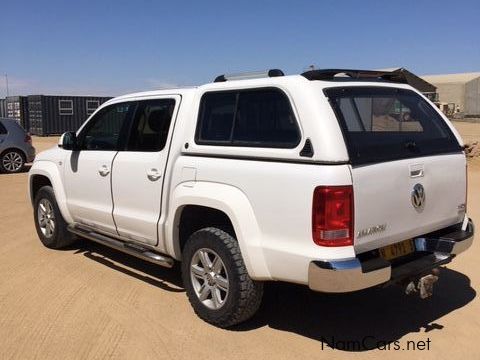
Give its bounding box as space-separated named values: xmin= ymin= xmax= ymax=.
xmin=33 ymin=185 xmax=76 ymax=249
xmin=181 ymin=227 xmax=263 ymax=328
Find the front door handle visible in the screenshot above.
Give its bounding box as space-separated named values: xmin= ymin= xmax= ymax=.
xmin=98 ymin=165 xmax=110 ymax=177
xmin=147 ymin=168 xmax=162 ymax=181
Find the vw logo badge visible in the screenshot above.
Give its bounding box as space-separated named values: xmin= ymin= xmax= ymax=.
xmin=411 ymin=183 xmax=425 ymax=210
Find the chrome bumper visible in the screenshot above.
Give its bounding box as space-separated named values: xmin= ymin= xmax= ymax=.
xmin=308 ymin=219 xmax=474 ymax=293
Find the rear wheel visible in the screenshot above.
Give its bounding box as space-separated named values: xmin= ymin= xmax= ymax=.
xmin=34 ymin=186 xmax=76 ymax=249
xmin=0 ymin=149 xmax=25 ymax=173
xmin=181 ymin=227 xmax=263 ymax=328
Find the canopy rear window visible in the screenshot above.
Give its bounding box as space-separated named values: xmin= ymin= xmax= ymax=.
xmin=324 ymin=87 xmax=462 ymax=166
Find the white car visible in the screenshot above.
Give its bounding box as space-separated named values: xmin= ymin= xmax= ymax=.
xmin=29 ymin=69 xmax=474 ymax=327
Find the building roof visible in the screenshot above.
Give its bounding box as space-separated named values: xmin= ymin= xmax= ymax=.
xmin=421 ymin=72 xmax=480 ymax=84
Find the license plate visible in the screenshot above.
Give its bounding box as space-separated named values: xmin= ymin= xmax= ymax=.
xmin=379 ymin=239 xmax=415 ymax=261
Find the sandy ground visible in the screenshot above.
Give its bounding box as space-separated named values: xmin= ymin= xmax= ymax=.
xmin=0 ymin=123 xmax=479 ymax=359
xmin=452 ymin=121 xmax=480 ymax=144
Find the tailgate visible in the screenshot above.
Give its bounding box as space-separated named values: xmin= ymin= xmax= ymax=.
xmin=323 ymin=85 xmax=466 ymax=253
xmin=351 ymin=154 xmax=466 ymax=253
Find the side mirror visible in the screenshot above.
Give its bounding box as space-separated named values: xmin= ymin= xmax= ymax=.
xmin=58 ymin=131 xmax=78 ymax=150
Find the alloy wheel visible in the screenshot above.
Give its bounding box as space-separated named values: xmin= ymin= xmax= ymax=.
xmin=190 ymin=248 xmax=229 ymax=310
xmin=2 ymin=151 xmax=23 ymax=172
xmin=37 ymin=199 xmax=56 ymax=238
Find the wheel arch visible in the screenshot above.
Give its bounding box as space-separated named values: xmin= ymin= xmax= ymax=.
xmin=1 ymin=146 xmax=27 ymax=159
xmin=177 ymin=205 xmax=236 ymax=253
xmin=30 ymin=174 xmax=52 ymax=203
xmin=165 ymin=182 xmax=271 ymax=280
xmin=29 ymin=162 xmax=74 ymax=224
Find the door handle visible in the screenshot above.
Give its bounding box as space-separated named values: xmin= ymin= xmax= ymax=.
xmin=147 ymin=168 xmax=162 ymax=181
xmin=98 ymin=165 xmax=110 ymax=177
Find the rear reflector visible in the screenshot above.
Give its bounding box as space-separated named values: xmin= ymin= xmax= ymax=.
xmin=25 ymin=133 xmax=32 ymax=144
xmin=312 ymin=185 xmax=353 ymax=246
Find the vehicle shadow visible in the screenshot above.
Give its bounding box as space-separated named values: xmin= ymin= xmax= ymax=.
xmin=72 ymin=239 xmax=184 ymax=293
xmin=233 ymin=267 xmax=476 ymax=351
xmin=67 ymin=239 xmax=475 ymax=349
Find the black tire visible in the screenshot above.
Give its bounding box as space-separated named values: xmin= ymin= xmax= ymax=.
xmin=181 ymin=227 xmax=263 ymax=328
xmin=33 ymin=185 xmax=76 ymax=249
xmin=0 ymin=149 xmax=25 ymax=173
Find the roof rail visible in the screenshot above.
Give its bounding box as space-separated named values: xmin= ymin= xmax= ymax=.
xmin=214 ymin=69 xmax=285 ymax=82
xmin=301 ymin=69 xmax=408 ymax=84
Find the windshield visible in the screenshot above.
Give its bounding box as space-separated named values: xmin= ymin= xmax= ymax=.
xmin=324 ymin=86 xmax=462 ymax=166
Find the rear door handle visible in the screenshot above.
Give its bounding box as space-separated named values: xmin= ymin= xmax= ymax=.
xmin=98 ymin=165 xmax=110 ymax=177
xmin=147 ymin=168 xmax=162 ymax=181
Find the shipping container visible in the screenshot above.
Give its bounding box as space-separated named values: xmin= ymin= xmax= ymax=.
xmin=28 ymin=95 xmax=112 ymax=135
xmin=6 ymin=96 xmax=29 ymax=130
xmin=0 ymin=98 xmax=6 ymax=118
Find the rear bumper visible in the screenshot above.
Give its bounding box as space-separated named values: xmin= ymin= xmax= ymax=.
xmin=308 ymin=218 xmax=474 ymax=293
xmin=26 ymin=146 xmax=36 ymax=163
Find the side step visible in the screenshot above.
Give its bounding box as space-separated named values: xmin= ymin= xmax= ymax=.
xmin=67 ymin=225 xmax=174 ymax=268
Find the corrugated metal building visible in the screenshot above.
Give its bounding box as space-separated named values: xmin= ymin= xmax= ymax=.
xmin=422 ymin=72 xmax=480 ymax=117
xmin=0 ymin=98 xmax=6 ymax=118
xmin=28 ymin=95 xmax=111 ymax=135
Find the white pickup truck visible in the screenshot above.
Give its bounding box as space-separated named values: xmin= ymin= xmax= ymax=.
xmin=29 ymin=69 xmax=474 ymax=328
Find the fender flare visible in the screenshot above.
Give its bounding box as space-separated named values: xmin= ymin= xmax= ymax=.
xmin=0 ymin=146 xmax=28 ymax=161
xmin=29 ymin=161 xmax=74 ymax=224
xmin=165 ymin=181 xmax=272 ymax=280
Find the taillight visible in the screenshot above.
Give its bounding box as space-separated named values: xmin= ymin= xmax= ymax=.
xmin=25 ymin=133 xmax=32 ymax=144
xmin=312 ymin=185 xmax=354 ymax=247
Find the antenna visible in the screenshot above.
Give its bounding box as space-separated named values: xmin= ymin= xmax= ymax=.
xmin=4 ymin=73 xmax=9 ymax=97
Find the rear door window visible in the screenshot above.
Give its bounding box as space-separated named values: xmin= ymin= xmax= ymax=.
xmin=325 ymin=87 xmax=461 ymax=165
xmin=0 ymin=122 xmax=7 ymax=134
xmin=196 ymin=88 xmax=300 ymax=148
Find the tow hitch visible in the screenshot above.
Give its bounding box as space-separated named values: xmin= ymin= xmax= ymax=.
xmin=404 ymin=268 xmax=440 ymax=299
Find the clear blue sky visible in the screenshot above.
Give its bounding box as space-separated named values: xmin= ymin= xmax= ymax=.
xmin=1 ymin=0 xmax=479 ymax=97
